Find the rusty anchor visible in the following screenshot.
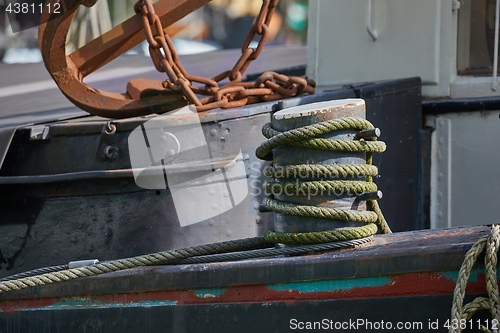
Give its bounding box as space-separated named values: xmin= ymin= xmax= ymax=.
xmin=38 ymin=0 xmax=315 ymax=119
xmin=38 ymin=0 xmax=210 ymax=119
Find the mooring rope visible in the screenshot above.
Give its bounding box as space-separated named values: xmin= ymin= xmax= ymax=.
xmin=256 ymin=116 xmax=392 ymax=245
xmin=166 ymin=236 xmax=373 ymax=265
xmin=0 ymin=237 xmax=268 ymax=294
xmin=449 ymin=225 xmax=500 ymax=333
xmin=0 ymin=234 xmax=374 ymax=294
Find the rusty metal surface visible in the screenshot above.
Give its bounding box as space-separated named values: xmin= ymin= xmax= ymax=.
xmin=121 ymin=0 xmax=314 ymax=114
xmin=38 ymin=0 xmax=212 ymax=118
xmin=39 ymin=0 xmax=315 ymax=118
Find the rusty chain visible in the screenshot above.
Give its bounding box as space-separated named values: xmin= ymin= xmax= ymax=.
xmin=135 ymin=0 xmax=316 ymax=112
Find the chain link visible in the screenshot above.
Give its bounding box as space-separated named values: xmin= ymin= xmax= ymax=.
xmin=135 ymin=0 xmax=315 ymax=112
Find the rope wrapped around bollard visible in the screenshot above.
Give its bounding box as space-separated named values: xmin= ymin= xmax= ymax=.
xmin=256 ymin=117 xmax=392 ymax=245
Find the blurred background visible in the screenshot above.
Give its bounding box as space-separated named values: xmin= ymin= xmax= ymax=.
xmin=0 ymin=0 xmax=309 ymax=63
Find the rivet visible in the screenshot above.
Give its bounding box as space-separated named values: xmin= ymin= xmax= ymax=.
xmin=437 ymin=150 xmax=443 ymax=162
xmin=104 ymin=145 xmax=119 ymax=160
xmin=356 ymin=128 xmax=381 ymax=139
xmin=357 ymin=190 xmax=383 ymax=201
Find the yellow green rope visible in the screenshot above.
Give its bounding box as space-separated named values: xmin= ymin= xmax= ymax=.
xmin=257 ymin=116 xmax=392 ymax=245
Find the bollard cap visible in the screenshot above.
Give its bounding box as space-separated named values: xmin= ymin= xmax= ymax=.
xmin=272 ymin=99 xmax=366 ymax=132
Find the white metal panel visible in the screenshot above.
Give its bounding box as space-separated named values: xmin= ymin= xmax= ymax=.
xmin=430 ymin=118 xmax=452 ymax=228
xmin=430 ymin=111 xmax=500 ymax=228
xmin=307 ymin=0 xmax=456 ymax=97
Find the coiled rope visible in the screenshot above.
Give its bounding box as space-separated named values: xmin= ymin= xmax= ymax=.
xmin=256 ymin=117 xmax=392 ymax=245
xmin=449 ymin=225 xmax=500 ymax=333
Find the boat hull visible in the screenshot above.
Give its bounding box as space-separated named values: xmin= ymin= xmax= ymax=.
xmin=0 ymin=226 xmax=493 ymax=332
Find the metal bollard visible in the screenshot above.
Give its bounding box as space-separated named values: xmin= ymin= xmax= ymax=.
xmin=270 ymin=99 xmax=369 ymax=242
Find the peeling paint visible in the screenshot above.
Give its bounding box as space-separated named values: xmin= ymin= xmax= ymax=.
xmin=440 ymin=268 xmax=500 ymax=283
xmin=192 ymin=288 xmax=227 ymax=298
xmin=23 ymin=298 xmax=178 ymax=311
xmin=268 ymin=276 xmax=392 ymax=293
xmin=1 ymin=270 xmax=496 ymax=314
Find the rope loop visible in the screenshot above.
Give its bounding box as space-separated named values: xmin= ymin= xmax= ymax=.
xmin=449 ymin=225 xmax=500 ymax=333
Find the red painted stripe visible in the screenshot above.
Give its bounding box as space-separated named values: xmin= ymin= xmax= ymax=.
xmin=0 ymin=272 xmax=490 ymax=313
